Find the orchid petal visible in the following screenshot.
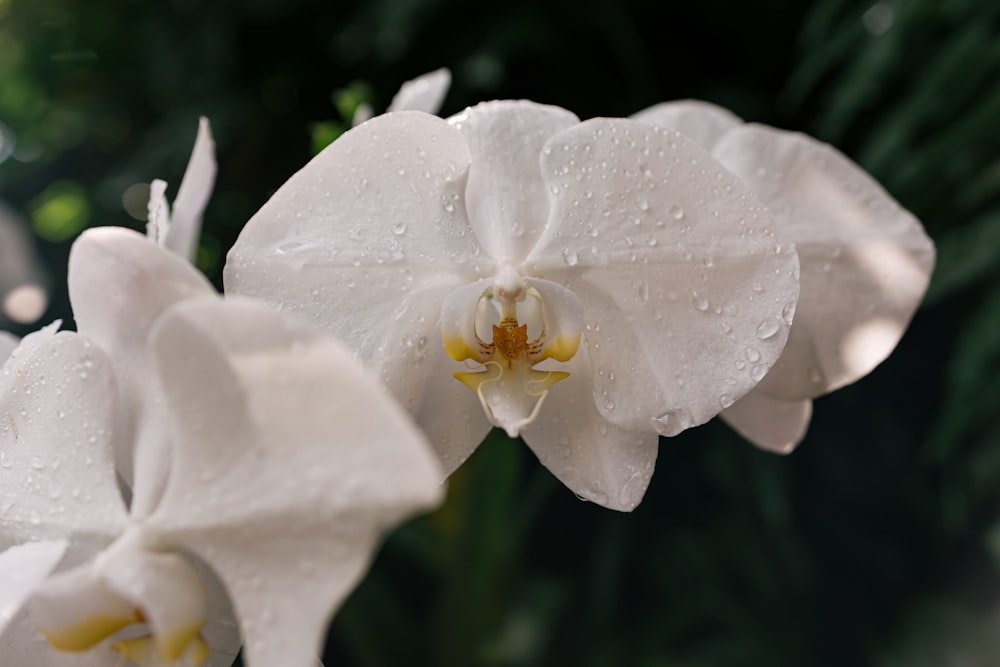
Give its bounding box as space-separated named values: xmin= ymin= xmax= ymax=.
xmin=720 ymin=392 xmax=812 ymax=454
xmin=145 ymin=296 xmax=443 ymax=667
xmin=522 ymin=341 xmax=657 ymax=511
xmin=0 ymin=540 xmax=68 ymax=636
xmin=631 ymin=100 xmax=742 ymax=151
xmin=225 ymin=111 xmax=487 ymax=352
xmin=523 ymin=278 xmax=584 ymax=362
xmin=68 ymin=226 xmax=213 ymax=497
xmin=387 ymin=68 xmax=452 ymax=115
xmin=527 ymin=118 xmax=800 ymax=435
xmin=712 ymin=125 xmax=935 ymax=399
xmin=0 ymin=326 xmax=128 ymax=542
xmin=449 ymin=101 xmax=579 ymax=264
xmin=166 ymin=117 xmax=217 ymax=262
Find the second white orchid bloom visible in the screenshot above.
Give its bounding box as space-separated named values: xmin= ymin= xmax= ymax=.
xmin=634 ymin=101 xmax=935 ymax=453
xmin=0 ymin=230 xmax=443 ymax=667
xmin=225 ymin=100 xmax=800 ymax=511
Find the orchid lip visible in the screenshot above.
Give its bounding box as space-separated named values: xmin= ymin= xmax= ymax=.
xmin=442 ymin=270 xmax=582 ymax=434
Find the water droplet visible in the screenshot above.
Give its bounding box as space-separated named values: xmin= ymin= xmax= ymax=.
xmin=561 ymin=248 xmax=579 ymax=266
xmin=636 ymin=281 xmax=649 ymax=303
xmin=720 ymin=394 xmax=734 ymax=408
xmin=637 ymin=197 xmax=650 ymax=211
xmin=751 ymin=281 xmax=763 ymax=293
xmin=756 ymin=318 xmax=780 ymax=340
xmin=391 ymin=222 xmax=407 ymax=235
xmin=653 ymin=408 xmax=693 ymax=437
xmin=781 ymin=302 xmax=796 ymax=324
xmin=691 ymin=292 xmax=709 ymax=311
xmin=668 ymin=204 xmax=684 ymax=220
xmin=745 ymin=346 xmax=761 ymax=362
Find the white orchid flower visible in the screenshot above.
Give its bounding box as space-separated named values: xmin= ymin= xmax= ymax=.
xmin=224 ymin=100 xmax=800 ymax=511
xmin=146 ymin=117 xmax=217 ymax=262
xmin=0 ymin=200 xmax=48 ymax=326
xmin=634 ymin=100 xmax=935 ymax=453
xmin=0 ymin=231 xmax=443 ymax=666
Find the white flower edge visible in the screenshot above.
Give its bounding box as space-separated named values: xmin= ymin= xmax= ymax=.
xmin=635 ymin=100 xmax=935 ymax=452
xmin=147 ymin=117 xmax=217 ymax=262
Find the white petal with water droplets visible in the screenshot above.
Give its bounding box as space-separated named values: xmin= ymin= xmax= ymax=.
xmin=720 ymin=392 xmax=812 ymax=454
xmin=522 ymin=341 xmax=657 ymax=511
xmin=526 ymin=118 xmax=800 ymax=435
xmin=145 ymin=296 xmax=443 ymax=667
xmin=0 ymin=327 xmax=128 ymax=542
xmin=387 ymin=68 xmax=452 ymax=115
xmin=449 ymin=100 xmax=579 ymax=264
xmin=0 ymin=540 xmax=67 ymax=636
xmin=631 ymin=100 xmax=743 ymax=151
xmin=225 ymin=111 xmax=487 ymax=360
xmin=712 ymin=124 xmax=935 ymax=400
xmin=68 ymin=226 xmax=214 ymax=502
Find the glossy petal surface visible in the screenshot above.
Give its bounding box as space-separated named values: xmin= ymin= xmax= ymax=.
xmin=527 ymin=118 xmax=800 ymax=435
xmin=712 ymin=124 xmax=935 ymax=399
xmin=450 ymin=101 xmax=579 ymax=264
xmin=0 ymin=326 xmax=127 ymax=542
xmin=146 ymin=296 xmax=443 ymax=667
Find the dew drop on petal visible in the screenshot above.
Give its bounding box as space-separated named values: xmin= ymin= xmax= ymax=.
xmin=756 ymin=318 xmax=780 ymax=340
xmin=720 ymin=394 xmax=734 ymax=408
xmin=781 ymin=302 xmax=796 ymax=324
xmin=561 ymin=248 xmax=579 ymax=266
xmin=668 ymin=204 xmax=684 ymax=220
xmin=391 ymin=222 xmax=407 ymax=235
xmin=691 ymin=291 xmax=709 ymax=312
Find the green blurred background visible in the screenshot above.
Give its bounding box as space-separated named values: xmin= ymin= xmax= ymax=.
xmin=2 ymin=0 xmax=999 ymax=665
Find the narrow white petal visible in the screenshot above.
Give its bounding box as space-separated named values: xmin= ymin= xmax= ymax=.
xmin=387 ymin=68 xmax=452 ymax=115
xmin=522 ymin=341 xmax=658 ymax=511
xmin=166 ymin=117 xmax=217 ymax=261
xmin=0 ymin=328 xmax=128 ymax=541
xmin=712 ymin=125 xmax=935 ymax=399
xmin=67 ymin=226 xmax=213 ymax=497
xmin=720 ymin=391 xmax=812 ymax=454
xmin=146 ymin=179 xmax=171 ymax=246
xmin=0 ymin=540 xmax=67 ymax=636
xmin=526 ymin=118 xmax=800 ymax=435
xmin=632 ymin=100 xmax=743 ymax=151
xmin=145 ymin=296 xmax=443 ymax=667
xmin=449 ymin=100 xmax=579 ymax=264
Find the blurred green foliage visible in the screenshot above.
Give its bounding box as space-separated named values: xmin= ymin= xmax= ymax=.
xmin=2 ymin=0 xmax=999 ymax=665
